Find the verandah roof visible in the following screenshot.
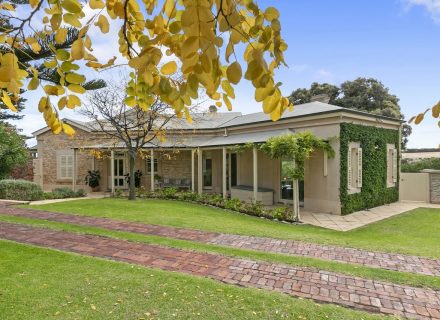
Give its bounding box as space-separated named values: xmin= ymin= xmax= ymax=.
xmin=82 ymin=129 xmax=294 ymax=150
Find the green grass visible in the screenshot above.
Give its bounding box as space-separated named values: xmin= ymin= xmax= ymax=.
xmin=23 ymin=198 xmax=440 ymax=258
xmin=1 ymin=214 xmax=440 ymax=291
xmin=0 ymin=240 xmax=393 ymax=320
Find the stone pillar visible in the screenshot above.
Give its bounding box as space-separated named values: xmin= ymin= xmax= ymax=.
xmin=253 ymin=146 xmax=258 ymax=202
xmin=150 ymin=149 xmax=155 ymax=192
xmin=222 ymin=146 xmax=227 ymax=199
xmin=197 ymin=148 xmax=203 ymax=194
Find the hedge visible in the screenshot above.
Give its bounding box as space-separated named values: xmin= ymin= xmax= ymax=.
xmin=340 ymin=123 xmax=399 ymax=215
xmin=0 ymin=179 xmax=44 ymax=201
xmin=401 ymin=158 xmax=440 ymax=172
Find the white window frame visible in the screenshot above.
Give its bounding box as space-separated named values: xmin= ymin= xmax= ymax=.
xmin=386 ymin=144 xmax=398 ymax=188
xmin=146 ymin=158 xmax=158 ymax=174
xmin=57 ymin=150 xmax=74 ymax=180
xmin=347 ymin=142 xmax=362 ymax=194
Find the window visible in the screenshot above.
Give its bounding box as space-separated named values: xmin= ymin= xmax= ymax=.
xmin=347 ymin=142 xmax=362 ymax=193
xmin=387 ymin=144 xmax=398 ymax=187
xmin=58 ymin=154 xmax=73 ymax=179
xmin=147 ymin=158 xmax=158 ymax=174
xmin=203 ymin=156 xmax=212 ymax=188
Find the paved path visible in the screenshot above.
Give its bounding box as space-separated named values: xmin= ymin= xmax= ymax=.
xmin=0 ymin=222 xmax=439 ymax=319
xmin=301 ymin=201 xmax=440 ymax=231
xmin=1 ymin=205 xmax=440 ymax=277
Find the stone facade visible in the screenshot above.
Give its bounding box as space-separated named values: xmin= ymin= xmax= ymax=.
xmin=36 ymin=128 xmax=111 ymax=191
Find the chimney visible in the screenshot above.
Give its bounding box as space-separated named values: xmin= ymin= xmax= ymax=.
xmin=310 ymin=93 xmax=330 ymax=104
xmin=209 ymin=105 xmax=217 ymax=113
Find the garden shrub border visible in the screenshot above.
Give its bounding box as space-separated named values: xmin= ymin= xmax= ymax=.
xmin=132 ymin=187 xmax=297 ymax=223
xmin=340 ymin=123 xmax=400 ymax=215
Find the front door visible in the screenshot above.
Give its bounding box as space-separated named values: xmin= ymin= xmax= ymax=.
xmin=280 ymin=159 xmax=304 ymax=204
xmin=114 ymin=156 xmax=126 ymax=188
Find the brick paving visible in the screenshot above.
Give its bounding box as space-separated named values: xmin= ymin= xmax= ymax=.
xmin=1 ymin=221 xmax=440 ymax=319
xmin=1 ymin=204 xmax=439 ymax=278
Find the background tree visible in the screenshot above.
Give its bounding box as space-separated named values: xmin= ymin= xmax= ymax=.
xmin=289 ymin=78 xmax=412 ymax=148
xmin=0 ymin=123 xmax=28 ymax=179
xmin=80 ymin=80 xmax=175 ymax=200
xmin=0 ymin=0 xmax=289 ymax=136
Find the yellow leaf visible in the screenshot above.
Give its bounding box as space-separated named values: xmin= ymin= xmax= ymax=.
xmin=124 ymin=96 xmax=136 ymax=107
xmin=29 ymin=0 xmax=39 ymax=8
xmin=221 ymin=80 xmax=235 ymax=99
xmin=264 ymin=7 xmax=280 ymax=21
xmin=44 ymin=59 xmax=57 ymax=68
xmin=1 ymin=91 xmax=17 ymax=112
xmin=71 ymin=39 xmax=84 ymax=60
xmin=66 ymin=73 xmax=86 ymax=84
xmin=67 ymin=94 xmax=81 ymax=108
xmin=38 ymin=97 xmax=48 ymax=112
xmin=414 ymin=113 xmax=424 ymax=125
xmin=163 ymin=0 xmax=176 ymax=19
xmin=89 ymin=0 xmax=105 ymax=9
xmin=61 ymin=0 xmax=82 ymax=14
xmin=67 ymin=84 xmax=86 ymax=94
xmin=95 ymin=15 xmax=110 ymax=34
xmin=62 ymin=123 xmax=75 ymax=136
xmin=161 ymin=61 xmax=177 ymax=75
xmin=58 ymin=96 xmax=67 ymax=110
xmin=226 ymin=62 xmax=242 ymax=85
xmin=28 ymin=77 xmax=39 ymax=90
xmin=63 ymin=13 xmax=82 ymax=28
xmin=44 ymin=85 xmax=64 ymax=96
xmin=56 ymin=49 xmax=70 ymax=61
xmin=223 ymin=94 xmax=232 ymax=111
xmin=55 ymin=28 xmax=68 ymax=44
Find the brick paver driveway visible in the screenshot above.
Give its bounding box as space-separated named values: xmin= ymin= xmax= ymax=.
xmin=1 ymin=204 xmax=439 ymax=277
xmin=1 ymin=221 xmax=440 ymax=319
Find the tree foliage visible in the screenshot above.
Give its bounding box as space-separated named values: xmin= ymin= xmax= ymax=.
xmin=0 ymin=123 xmax=28 ymax=179
xmin=259 ymin=132 xmax=335 ymax=180
xmin=0 ymin=0 xmax=290 ymax=136
xmin=289 ymin=78 xmax=411 ymax=148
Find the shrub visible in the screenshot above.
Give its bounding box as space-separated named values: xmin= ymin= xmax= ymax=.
xmin=75 ymin=189 xmax=87 ymax=197
xmin=178 ymin=191 xmax=198 ymax=202
xmin=224 ymin=198 xmax=243 ymax=212
xmin=162 ymin=187 xmax=178 ymax=199
xmin=0 ymin=179 xmax=43 ymax=201
xmin=207 ymin=194 xmax=224 ymax=207
xmin=401 ymin=158 xmax=440 ymax=172
xmin=114 ymin=189 xmax=124 ymax=198
xmin=243 ymin=201 xmax=264 ymax=216
xmin=52 ymin=187 xmax=77 ymax=199
xmin=270 ymin=206 xmax=291 ymax=220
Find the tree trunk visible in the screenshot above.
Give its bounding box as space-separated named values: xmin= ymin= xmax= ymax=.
xmin=128 ymin=149 xmax=136 ymax=200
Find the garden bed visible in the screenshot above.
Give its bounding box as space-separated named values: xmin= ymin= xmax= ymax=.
xmin=132 ymin=187 xmax=296 ymax=223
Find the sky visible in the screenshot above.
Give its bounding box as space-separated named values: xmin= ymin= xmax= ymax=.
xmin=9 ymin=0 xmax=440 ymax=148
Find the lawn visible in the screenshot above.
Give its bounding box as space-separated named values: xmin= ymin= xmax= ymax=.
xmin=2 ymin=214 xmax=439 ymax=290
xmin=24 ymin=198 xmax=440 ymax=258
xmin=0 ymin=240 xmax=391 ymax=320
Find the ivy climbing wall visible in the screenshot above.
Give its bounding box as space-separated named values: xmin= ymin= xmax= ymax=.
xmin=340 ymin=123 xmax=400 ymax=215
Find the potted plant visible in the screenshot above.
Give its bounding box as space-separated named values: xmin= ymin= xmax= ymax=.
xmin=85 ymin=170 xmax=101 ymax=192
xmin=125 ymin=170 xmax=143 ymax=188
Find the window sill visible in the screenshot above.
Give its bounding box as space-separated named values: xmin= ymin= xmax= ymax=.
xmin=347 ymin=187 xmax=361 ymax=195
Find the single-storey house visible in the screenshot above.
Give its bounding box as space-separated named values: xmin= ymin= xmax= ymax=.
xmin=33 ymin=101 xmax=402 ymax=215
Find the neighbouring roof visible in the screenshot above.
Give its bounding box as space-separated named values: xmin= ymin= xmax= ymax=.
xmin=32 ymin=101 xmax=402 ymax=136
